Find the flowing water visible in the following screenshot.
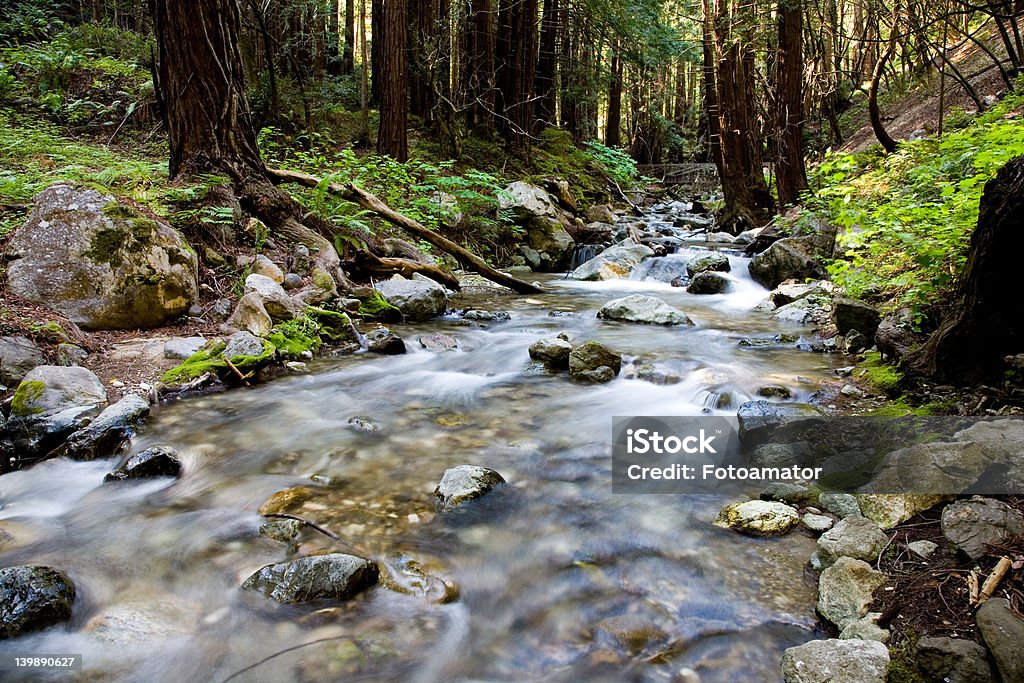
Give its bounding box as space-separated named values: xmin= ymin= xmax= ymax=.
xmin=0 ymin=217 xmax=847 ymax=682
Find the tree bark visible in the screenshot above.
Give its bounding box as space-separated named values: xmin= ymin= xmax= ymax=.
xmin=904 ymin=155 xmax=1024 ymax=383
xmin=460 ymin=0 xmax=497 ymax=132
xmin=774 ymin=0 xmax=810 ymax=207
xmin=377 ymin=0 xmax=409 ymax=161
xmin=605 ymin=43 xmax=623 ymax=147
xmin=342 ymin=0 xmax=355 ymax=74
xmin=496 ymin=0 xmax=538 ymax=150
xmin=534 ymin=0 xmax=558 ymax=129
xmin=327 ymin=0 xmax=342 ymax=76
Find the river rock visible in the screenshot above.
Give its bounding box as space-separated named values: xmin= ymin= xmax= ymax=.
xmin=365 ymin=328 xmax=406 ymax=355
xmin=757 ymin=385 xmax=793 ymax=399
xmin=718 ymin=500 xmax=799 ymax=536
xmin=597 ymin=294 xmax=692 ymax=326
xmin=499 ymin=182 xmax=575 ymax=270
xmin=833 ymin=298 xmax=881 ymax=337
xmin=630 ymin=256 xmax=690 ymax=284
xmin=568 ymin=342 xmax=622 ymax=384
xmin=0 ymin=565 xmax=76 ymax=639
xmin=916 ymin=636 xmax=996 ymax=683
xmin=0 ymin=336 xmax=45 ymax=386
xmin=780 ymin=638 xmax=889 ymax=683
xmin=688 ymin=271 xmax=731 ymax=294
xmin=7 ymin=365 xmax=107 ymax=455
xmin=686 ymin=252 xmax=731 ymax=276
xmin=105 ymin=445 xmax=182 ymax=481
xmin=804 ymin=514 xmax=835 ymax=533
xmin=463 ymin=309 xmax=511 ymax=322
xmin=56 ymin=343 xmax=88 ymax=366
xmin=590 ymin=614 xmax=668 ymax=654
xmin=816 ymin=517 xmax=888 ymax=568
xmin=251 ymin=254 xmax=284 ymax=283
xmin=570 ymin=242 xmax=654 ymax=281
xmin=855 ymin=493 xmax=948 ymax=529
xmin=6 ymin=184 xmax=197 ymax=329
xmin=419 ymin=333 xmax=460 ymax=352
xmin=839 ymin=613 xmax=889 ymax=643
xmin=61 ymin=394 xmax=150 ymax=461
xmin=768 ymin=281 xmax=835 ymax=308
xmin=222 ymin=331 xmax=263 ymax=360
xmin=227 ymin=293 xmax=274 ymax=337
xmin=529 ymin=337 xmax=573 ymax=368
xmin=736 ymin=400 xmax=825 ymax=444
xmin=242 ymin=553 xmax=379 ymax=604
xmin=586 ymin=205 xmax=616 ymax=224
xmin=244 ymin=274 xmax=301 ymax=322
xmin=164 ymin=336 xmax=206 ymax=360
xmin=941 ymin=497 xmax=1024 ymax=559
xmin=434 ymin=465 xmax=506 ymax=510
xmin=819 ymin=493 xmax=862 ymax=519
xmin=748 ymin=237 xmax=829 ymax=289
xmin=772 ymin=295 xmax=832 ymax=325
xmin=761 ymin=482 xmax=816 ymax=506
xmin=976 ymin=598 xmax=1024 ymax=683
xmin=817 ymin=557 xmax=885 ymax=630
xmin=374 ymin=276 xmax=447 ymax=320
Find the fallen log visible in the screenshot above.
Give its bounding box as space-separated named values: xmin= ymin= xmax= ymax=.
xmin=347 ymin=251 xmax=462 ymax=291
xmin=267 ymin=167 xmax=543 ymax=294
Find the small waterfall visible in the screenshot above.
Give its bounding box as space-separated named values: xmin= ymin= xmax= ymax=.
xmin=569 ymin=243 xmax=602 ymax=270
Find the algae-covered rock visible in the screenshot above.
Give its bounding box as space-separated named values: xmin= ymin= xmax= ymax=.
xmin=718 ymin=500 xmax=799 ymax=536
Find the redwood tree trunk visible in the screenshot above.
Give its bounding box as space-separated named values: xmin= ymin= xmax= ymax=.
xmin=152 ymin=0 xmax=265 ymax=182
xmin=343 ymin=0 xmax=355 ymax=74
xmin=775 ymin=0 xmax=810 ymax=207
xmin=496 ymin=0 xmax=538 ymax=150
xmin=905 ymin=155 xmax=1024 ymax=383
xmin=534 ymin=0 xmax=558 ymax=129
xmin=605 ymin=43 xmax=623 ymax=147
xmin=715 ymin=41 xmax=774 ymax=232
xmin=327 ymin=0 xmax=341 ymax=76
xmin=460 ymin=0 xmax=496 ymax=132
xmin=378 ymin=0 xmax=409 ymax=161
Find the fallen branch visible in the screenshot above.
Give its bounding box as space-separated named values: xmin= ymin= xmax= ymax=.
xmin=976 ymin=556 xmax=1013 ymax=605
xmin=347 ymin=250 xmax=461 ymax=291
xmin=267 ymin=167 xmax=543 ymax=294
xmin=261 ymin=512 xmax=343 ymax=542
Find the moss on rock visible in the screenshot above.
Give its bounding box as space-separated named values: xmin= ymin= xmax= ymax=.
xmin=357 ymin=291 xmax=402 ymax=322
xmin=858 ymin=351 xmax=903 ymax=395
xmin=160 ymin=338 xmax=276 ymax=385
xmin=306 ymin=307 xmax=357 ymax=344
xmin=11 ymin=380 xmax=46 ymax=416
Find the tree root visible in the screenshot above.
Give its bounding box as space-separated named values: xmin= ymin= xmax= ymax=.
xmin=267 ymin=167 xmax=544 ymax=294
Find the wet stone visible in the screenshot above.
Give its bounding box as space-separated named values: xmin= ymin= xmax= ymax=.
xmin=105 ymin=445 xmax=182 ymax=481
xmin=434 ymin=465 xmax=506 ymax=510
xmin=0 ymin=565 xmax=76 ymax=639
xmin=242 ymin=553 xmax=379 ymax=604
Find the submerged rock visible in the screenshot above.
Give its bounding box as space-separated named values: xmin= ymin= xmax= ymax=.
xmin=0 ymin=565 xmax=76 ymax=639
xmin=569 ymin=242 xmax=653 ymax=281
xmin=597 ymin=294 xmax=693 ymax=326
xmin=780 ymin=638 xmax=889 ymax=683
xmin=719 ymin=500 xmax=799 ymax=536
xmin=419 ymin=333 xmax=460 ymax=352
xmin=242 ymin=553 xmax=379 ymax=604
xmin=365 ymin=328 xmax=406 ymax=355
xmin=688 ymin=271 xmax=731 ymax=294
xmin=434 ymin=465 xmax=506 ymax=510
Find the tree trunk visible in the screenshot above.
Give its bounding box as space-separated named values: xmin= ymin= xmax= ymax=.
xmin=905 ymin=155 xmax=1024 ymax=383
xmin=327 ymin=0 xmax=341 ymax=76
xmin=715 ymin=40 xmax=774 ymax=232
xmin=377 ymin=0 xmax=409 ymax=161
xmin=605 ymin=43 xmax=623 ymax=147
xmin=701 ymin=2 xmax=723 ymax=169
xmin=534 ymin=0 xmax=558 ymax=129
xmin=460 ymin=0 xmax=496 ymax=132
xmin=370 ymin=0 xmax=383 ymax=106
xmin=496 ymin=0 xmax=538 ymax=150
xmin=774 ymin=0 xmax=810 ymax=207
xmin=343 ymin=0 xmax=355 ymax=74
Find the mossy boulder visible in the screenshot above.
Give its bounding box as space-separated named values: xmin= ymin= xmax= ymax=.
xmin=7 ymin=366 xmax=107 ymax=457
xmin=357 ymin=291 xmax=402 ymax=322
xmin=160 ymin=338 xmax=275 ymax=386
xmin=7 ymin=184 xmax=198 ymax=330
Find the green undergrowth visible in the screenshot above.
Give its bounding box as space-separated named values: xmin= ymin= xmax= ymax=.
xmin=811 ymin=78 xmax=1024 ymax=329
xmin=856 ymin=351 xmax=903 ymax=396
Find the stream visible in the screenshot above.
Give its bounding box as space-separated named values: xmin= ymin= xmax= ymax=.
xmin=0 ymin=205 xmax=850 ymax=682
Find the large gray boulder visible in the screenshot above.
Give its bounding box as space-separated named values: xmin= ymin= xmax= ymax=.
xmin=688 ymin=271 xmax=731 ymax=294
xmin=686 ymin=252 xmax=731 ymax=277
xmin=243 ymin=274 xmax=302 ymax=322
xmin=916 ymin=636 xmax=996 ymax=683
xmin=748 ymin=237 xmax=829 ymax=289
xmin=817 ymin=557 xmax=886 ymax=630
xmin=242 ymin=553 xmax=379 ymax=604
xmin=529 ymin=337 xmax=573 ymax=368
xmin=833 ymin=298 xmax=882 ymax=337
xmin=0 ymin=336 xmax=45 ymax=387
xmin=434 ymin=465 xmax=506 ymax=510
xmin=8 ymin=365 xmax=107 ymax=455
xmin=736 ymin=400 xmax=825 ymax=444
xmin=780 ymin=639 xmax=889 ymax=683
xmin=857 ymin=493 xmax=950 ymax=529
xmin=0 ymin=565 xmax=76 ymax=639
xmin=570 ymin=242 xmax=654 ymax=281
xmin=597 ymin=294 xmax=693 ymax=326
xmin=499 ymin=182 xmax=575 ymax=270
xmin=374 ymin=276 xmax=448 ymax=320
xmin=6 ymin=184 xmax=198 ymax=330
